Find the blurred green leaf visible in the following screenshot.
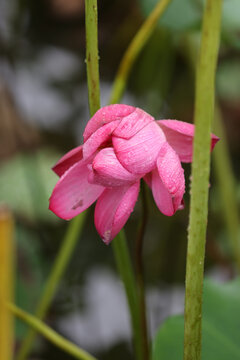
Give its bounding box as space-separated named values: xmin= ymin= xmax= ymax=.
xmin=217 ymin=60 xmax=240 ymax=102
xmin=0 ymin=148 xmax=61 ymax=222
xmin=152 ymin=278 xmax=240 ymax=360
xmin=138 ymin=0 xmax=201 ymax=32
xmin=222 ymin=0 xmax=240 ymax=32
xmin=15 ymin=224 xmax=47 ymax=339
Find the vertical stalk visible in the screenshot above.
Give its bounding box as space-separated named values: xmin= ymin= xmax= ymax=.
xmin=0 ymin=207 xmax=14 ymax=360
xmin=112 ymin=232 xmax=143 ymax=360
xmin=135 ymin=183 xmax=149 ymax=360
xmin=181 ymin=34 xmax=240 ymax=272
xmin=85 ymin=2 xmax=143 ymax=359
xmin=85 ymin=0 xmax=100 ymax=115
xmin=17 ymin=213 xmax=87 ymax=360
xmin=184 ymin=1 xmax=222 ymax=360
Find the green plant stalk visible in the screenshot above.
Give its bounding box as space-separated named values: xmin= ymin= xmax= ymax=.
xmin=112 ymin=232 xmax=143 ymax=360
xmin=213 ymin=108 xmax=240 ymax=270
xmin=135 ymin=182 xmax=149 ymax=360
xmin=9 ymin=303 xmax=97 ymax=360
xmin=85 ymin=0 xmax=100 ymax=115
xmin=85 ymin=2 xmax=144 ymax=359
xmin=109 ymin=0 xmax=172 ymax=104
xmin=181 ymin=34 xmax=240 ymax=273
xmin=16 ymin=213 xmax=87 ymax=360
xmin=184 ymin=1 xmax=222 ymax=360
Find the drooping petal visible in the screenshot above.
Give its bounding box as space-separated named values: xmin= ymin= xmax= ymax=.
xmin=158 ymin=119 xmax=219 ymax=163
xmin=113 ymin=121 xmax=166 ymax=175
xmin=113 ymin=107 xmax=154 ymax=139
xmin=49 ymin=160 xmax=104 ymax=220
xmin=52 ymin=145 xmax=83 ymax=177
xmin=83 ymin=104 xmax=135 ymax=141
xmin=89 ymin=147 xmax=140 ymax=187
xmin=151 ymin=143 xmax=185 ymax=216
xmin=152 ymin=168 xmax=176 ymax=216
xmin=83 ymin=120 xmax=120 ymax=159
xmin=94 ymin=181 xmax=140 ymax=244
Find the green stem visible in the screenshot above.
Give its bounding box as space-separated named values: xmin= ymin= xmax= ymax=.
xmin=16 ymin=213 xmax=87 ymax=360
xmin=9 ymin=303 xmax=97 ymax=360
xmin=85 ymin=2 xmax=144 ymax=359
xmin=109 ymin=0 xmax=172 ymax=104
xmin=213 ymin=108 xmax=240 ymax=271
xmin=85 ymin=0 xmax=100 ymax=115
xmin=184 ymin=1 xmax=222 ymax=360
xmin=135 ymin=183 xmax=149 ymax=360
xmin=181 ymin=34 xmax=240 ymax=272
xmin=112 ymin=232 xmax=143 ymax=360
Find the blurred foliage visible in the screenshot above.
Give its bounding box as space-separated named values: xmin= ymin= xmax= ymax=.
xmin=153 ymin=278 xmax=240 ymax=360
xmin=139 ymin=0 xmax=201 ymax=32
xmin=15 ymin=224 xmax=47 ymax=340
xmin=0 ymin=149 xmax=60 ymax=223
xmin=217 ymin=60 xmax=240 ymax=102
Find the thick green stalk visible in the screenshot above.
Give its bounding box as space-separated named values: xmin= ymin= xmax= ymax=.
xmin=112 ymin=232 xmax=143 ymax=360
xmin=184 ymin=1 xmax=222 ymax=360
xmin=85 ymin=2 xmax=144 ymax=359
xmin=16 ymin=213 xmax=87 ymax=360
xmin=181 ymin=34 xmax=240 ymax=272
xmin=213 ymin=108 xmax=240 ymax=270
xmin=9 ymin=303 xmax=97 ymax=360
xmin=109 ymin=0 xmax=172 ymax=104
xmin=85 ymin=0 xmax=100 ymax=115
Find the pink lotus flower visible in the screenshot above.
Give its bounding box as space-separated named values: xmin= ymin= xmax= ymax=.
xmin=49 ymin=104 xmax=219 ymax=244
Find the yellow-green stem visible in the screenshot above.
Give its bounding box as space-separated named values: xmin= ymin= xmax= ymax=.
xmin=85 ymin=0 xmax=100 ymax=115
xmin=0 ymin=208 xmax=14 ymax=360
xmin=181 ymin=34 xmax=240 ymax=273
xmin=85 ymin=2 xmax=144 ymax=359
xmin=9 ymin=303 xmax=97 ymax=360
xmin=184 ymin=1 xmax=222 ymax=360
xmin=109 ymin=0 xmax=172 ymax=104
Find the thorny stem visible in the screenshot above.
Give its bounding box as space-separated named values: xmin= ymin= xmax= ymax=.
xmin=184 ymin=1 xmax=222 ymax=360
xmin=182 ymin=34 xmax=240 ymax=272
